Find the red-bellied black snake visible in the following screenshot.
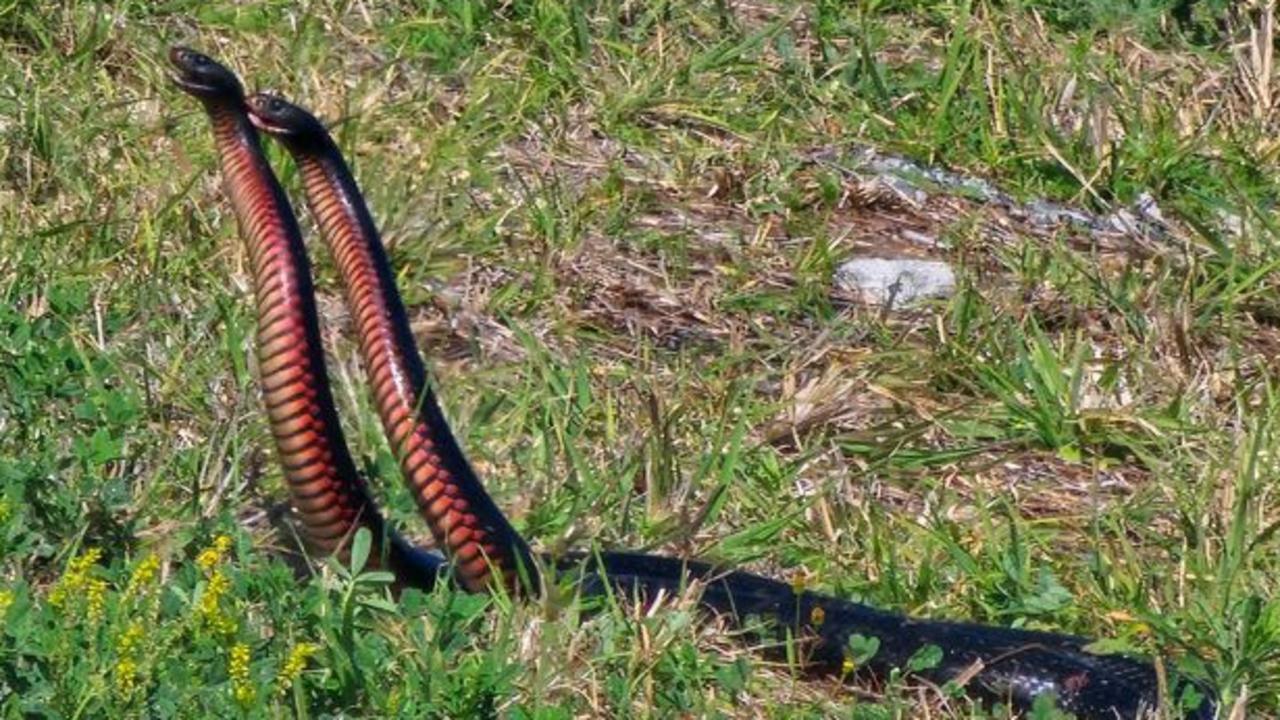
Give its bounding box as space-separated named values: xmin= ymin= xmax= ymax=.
xmin=170 ymin=47 xmax=1215 ymax=720
xmin=168 ymin=46 xmax=442 ymax=587
xmin=239 ymin=91 xmax=534 ymax=595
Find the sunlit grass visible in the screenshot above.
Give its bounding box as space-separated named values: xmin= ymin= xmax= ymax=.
xmin=2 ymin=1 xmax=1279 ymax=716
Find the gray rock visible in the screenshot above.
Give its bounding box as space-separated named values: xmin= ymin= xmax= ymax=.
xmin=1023 ymin=199 xmax=1098 ymax=229
xmin=831 ymin=146 xmax=1175 ymax=245
xmin=834 ymin=257 xmax=956 ymax=308
xmin=858 ymin=150 xmax=1004 ymax=203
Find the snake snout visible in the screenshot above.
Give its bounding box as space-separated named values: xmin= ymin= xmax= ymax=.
xmin=167 ymin=46 xmax=244 ymax=100
xmin=245 ymin=94 xmax=290 ymax=134
xmin=246 ymin=93 xmax=321 ymax=140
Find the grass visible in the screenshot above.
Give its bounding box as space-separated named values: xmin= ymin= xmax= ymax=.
xmin=1 ymin=0 xmax=1279 ymax=716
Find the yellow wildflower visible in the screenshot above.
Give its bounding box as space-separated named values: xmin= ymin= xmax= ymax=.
xmin=229 ymin=643 xmax=254 ymax=705
xmin=113 ymin=619 xmax=147 ymax=698
xmin=198 ymin=570 xmax=236 ymax=636
xmin=117 ymin=621 xmax=145 ymax=656
xmin=50 ymin=547 xmax=103 ymax=611
xmin=229 ymin=642 xmax=250 ymax=677
xmin=0 ymin=588 xmax=13 ymax=617
xmin=196 ymin=535 xmax=234 ymax=572
xmin=196 ymin=548 xmax=219 ymax=572
xmin=200 ymin=571 xmax=228 ymax=614
xmin=127 ymin=554 xmax=160 ymax=596
xmin=790 ymin=573 xmax=806 ymax=595
xmin=71 ymin=547 xmax=103 ymax=574
xmin=86 ymin=577 xmax=108 ymax=623
xmin=195 ymin=550 xmax=217 ymax=572
xmin=275 ymin=642 xmax=318 ymax=695
xmin=115 ymin=657 xmax=138 ymax=696
xmin=841 ymin=655 xmax=856 ymax=675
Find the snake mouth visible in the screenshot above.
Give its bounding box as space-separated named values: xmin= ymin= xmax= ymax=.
xmin=245 ymin=93 xmax=315 ymax=140
xmin=246 ymin=109 xmax=292 ymax=136
xmin=170 ymin=73 xmax=219 ymax=94
xmin=168 ymin=46 xmax=245 ymax=102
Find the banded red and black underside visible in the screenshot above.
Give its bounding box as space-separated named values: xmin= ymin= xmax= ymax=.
xmin=196 ymin=100 xmax=438 ymax=586
xmin=286 ymin=141 xmax=533 ymax=594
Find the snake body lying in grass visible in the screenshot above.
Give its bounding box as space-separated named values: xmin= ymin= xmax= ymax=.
xmin=169 ymin=47 xmax=1214 ymax=719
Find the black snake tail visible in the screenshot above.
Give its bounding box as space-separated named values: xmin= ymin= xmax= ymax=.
xmin=566 ymin=551 xmax=1216 ymax=720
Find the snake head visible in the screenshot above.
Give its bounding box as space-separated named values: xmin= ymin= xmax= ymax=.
xmin=246 ymin=93 xmax=325 ymax=143
xmin=168 ymin=46 xmax=245 ymax=102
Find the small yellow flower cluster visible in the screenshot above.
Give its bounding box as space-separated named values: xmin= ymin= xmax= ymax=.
xmin=198 ymin=570 xmax=236 ymax=636
xmin=50 ymin=547 xmax=107 ymax=622
xmin=196 ymin=535 xmax=233 ymax=572
xmin=49 ymin=547 xmax=101 ymax=607
xmin=113 ymin=554 xmax=166 ymax=700
xmin=118 ymin=620 xmax=145 ymax=655
xmin=275 ymin=642 xmax=318 ymax=696
xmin=70 ymin=547 xmax=102 ymax=573
xmin=115 ymin=657 xmax=138 ymax=696
xmin=114 ymin=621 xmax=146 ymax=696
xmin=126 ymin=554 xmax=161 ymax=598
xmin=86 ymin=576 xmax=108 ymax=623
xmin=0 ymin=588 xmax=14 ymax=616
xmin=229 ymin=642 xmax=255 ymax=706
xmin=790 ymin=574 xmax=806 ymax=595
xmin=196 ymin=536 xmax=237 ymax=636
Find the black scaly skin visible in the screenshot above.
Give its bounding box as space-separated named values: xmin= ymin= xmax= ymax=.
xmin=168 ymin=47 xmax=444 ymax=588
xmin=564 ymin=552 xmax=1216 ymax=720
xmin=245 ymin=91 xmax=535 ymax=595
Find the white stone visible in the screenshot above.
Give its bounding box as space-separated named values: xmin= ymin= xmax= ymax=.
xmin=834 ymin=258 xmax=956 ymax=307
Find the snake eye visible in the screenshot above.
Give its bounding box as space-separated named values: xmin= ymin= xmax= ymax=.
xmin=192 ymin=53 xmax=209 ymax=66
xmin=269 ymin=97 xmax=285 ymax=114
